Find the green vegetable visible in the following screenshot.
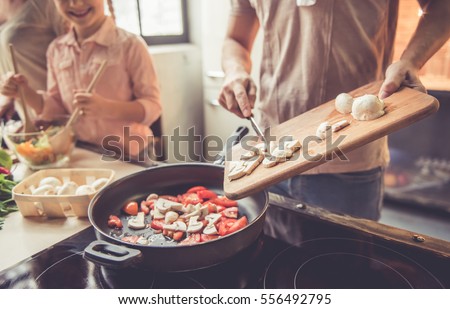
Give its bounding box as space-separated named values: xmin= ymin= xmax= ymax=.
xmin=0 ymin=149 xmax=12 ymax=170
xmin=0 ymin=153 xmax=17 ymax=230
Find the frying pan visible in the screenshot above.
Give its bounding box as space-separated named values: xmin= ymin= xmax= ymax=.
xmin=84 ymin=127 xmax=269 ymax=272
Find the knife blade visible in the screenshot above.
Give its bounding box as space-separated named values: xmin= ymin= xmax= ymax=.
xmin=247 ymin=116 xmax=269 ymax=150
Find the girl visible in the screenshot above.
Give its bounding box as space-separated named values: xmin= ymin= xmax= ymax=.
xmin=1 ymin=0 xmax=162 ymax=158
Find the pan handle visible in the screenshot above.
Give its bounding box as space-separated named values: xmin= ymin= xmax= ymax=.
xmin=83 ymin=240 xmax=143 ymax=269
xmin=214 ymin=126 xmax=249 ymax=165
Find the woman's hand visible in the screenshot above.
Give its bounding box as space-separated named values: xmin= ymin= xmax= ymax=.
xmin=218 ymin=71 xmax=257 ymax=118
xmin=379 ymin=60 xmax=426 ymax=99
xmin=73 ymin=90 xmax=111 ymax=117
xmin=0 ymin=73 xmax=28 ymax=98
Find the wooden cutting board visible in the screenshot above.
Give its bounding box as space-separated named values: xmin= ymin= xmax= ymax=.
xmin=223 ymin=81 xmax=439 ymax=199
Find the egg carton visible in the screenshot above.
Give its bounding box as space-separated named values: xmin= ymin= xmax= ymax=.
xmin=12 ymin=168 xmax=115 ymax=218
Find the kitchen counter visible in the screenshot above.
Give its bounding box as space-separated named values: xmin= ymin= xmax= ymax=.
xmin=0 ymin=148 xmax=145 ymax=271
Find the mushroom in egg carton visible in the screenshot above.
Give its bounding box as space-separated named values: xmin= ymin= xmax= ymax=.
xmin=12 ymin=168 xmax=115 ymax=217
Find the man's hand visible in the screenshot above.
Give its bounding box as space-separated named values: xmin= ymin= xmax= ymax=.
xmin=0 ymin=72 xmax=28 ymax=99
xmin=379 ymin=60 xmax=427 ymax=100
xmin=218 ymin=71 xmax=257 ymax=118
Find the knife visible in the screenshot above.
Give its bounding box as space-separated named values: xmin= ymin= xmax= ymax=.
xmin=247 ymin=116 xmax=269 ymax=150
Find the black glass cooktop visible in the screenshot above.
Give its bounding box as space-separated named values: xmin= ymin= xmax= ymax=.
xmin=1 ymin=194 xmax=449 ymax=289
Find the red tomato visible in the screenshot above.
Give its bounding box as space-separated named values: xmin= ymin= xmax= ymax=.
xmin=217 ymin=218 xmax=237 ymax=236
xmin=212 ymin=196 xmax=238 ymax=208
xmin=173 ymin=231 xmax=184 ymax=241
xmin=203 ymin=201 xmax=218 ymax=213
xmin=226 ymin=216 xmax=248 ymax=235
xmin=197 ymin=189 xmax=218 ymax=200
xmin=107 ymin=215 xmax=123 ymax=229
xmin=200 ymin=234 xmax=219 ymax=242
xmin=221 ymin=207 xmax=238 ymax=219
xmin=186 ymin=186 xmax=207 ymax=193
xmin=140 ymin=201 xmax=150 ymax=215
xmin=216 ymin=205 xmax=226 ymax=213
xmin=180 ymin=233 xmax=202 ymax=245
xmin=122 ymin=201 xmax=138 ymax=216
xmin=159 ymin=195 xmax=179 ymax=202
xmin=150 ymin=219 xmax=164 ymax=230
xmin=143 ymin=199 xmax=155 ymax=210
xmin=180 ymin=193 xmax=203 ymax=205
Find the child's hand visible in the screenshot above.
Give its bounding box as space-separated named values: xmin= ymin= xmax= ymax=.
xmin=73 ymin=90 xmax=110 ymax=117
xmin=0 ymin=72 xmax=28 ymax=98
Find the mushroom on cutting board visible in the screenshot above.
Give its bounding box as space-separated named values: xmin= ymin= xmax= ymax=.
xmin=352 ymin=94 xmax=385 ymax=121
xmin=316 ymin=121 xmax=331 ymax=140
xmin=331 ymin=119 xmax=350 ymax=132
xmin=335 ymin=93 xmax=354 ymax=114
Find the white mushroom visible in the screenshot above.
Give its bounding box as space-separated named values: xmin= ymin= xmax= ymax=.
xmin=154 ymin=198 xmax=171 ymax=214
xmin=57 ymin=181 xmax=78 ymax=195
xmin=335 ymin=93 xmax=354 ymax=114
xmin=136 ymin=236 xmax=149 ymax=245
xmin=90 ymin=178 xmax=109 ymax=191
xmin=243 ymin=154 xmax=263 ymax=175
xmin=32 ymin=184 xmax=56 ymax=196
xmin=316 ymin=121 xmax=331 ymax=140
xmin=271 ymin=148 xmax=293 ymax=162
xmin=227 ymin=161 xmax=247 ymax=181
xmin=152 ymin=207 xmax=165 ymax=220
xmin=128 ymin=212 xmax=146 ymax=230
xmin=146 ymin=193 xmax=159 ymax=201
xmin=203 ymin=224 xmax=218 ymax=235
xmin=187 ymin=217 xmax=203 ymax=233
xmin=240 ymin=150 xmax=257 ymax=160
xmin=163 ymin=221 xmax=187 ymax=232
xmin=39 ymin=177 xmax=62 ymax=188
xmin=351 ymin=94 xmax=385 ymax=121
xmin=205 ymin=213 xmax=222 ymax=225
xmin=75 ymin=185 xmax=96 ymax=195
xmin=284 ymin=139 xmax=302 ymax=152
xmin=262 ymin=157 xmax=277 ymax=168
xmin=164 ymin=211 xmax=179 ymax=224
xmin=331 ymin=119 xmax=350 ymax=132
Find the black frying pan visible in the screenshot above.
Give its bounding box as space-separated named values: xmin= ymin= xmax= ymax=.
xmin=84 ymin=128 xmax=269 ymax=272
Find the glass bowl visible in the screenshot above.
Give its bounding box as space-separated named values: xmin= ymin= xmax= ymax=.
xmin=3 ymin=117 xmax=76 ymax=170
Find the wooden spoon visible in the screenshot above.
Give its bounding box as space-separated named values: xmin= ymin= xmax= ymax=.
xmin=49 ymin=60 xmax=108 ymax=154
xmin=8 ymin=44 xmax=37 ymax=133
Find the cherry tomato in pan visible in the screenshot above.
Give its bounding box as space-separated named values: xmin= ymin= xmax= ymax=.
xmin=140 ymin=201 xmax=150 ymax=215
xmin=197 ymin=189 xmax=218 ymax=200
xmin=203 ymin=201 xmax=218 ymax=213
xmin=150 ymin=219 xmax=164 ymax=230
xmin=122 ymin=201 xmax=138 ymax=216
xmin=211 ymin=196 xmax=238 ymax=208
xmin=107 ymin=215 xmax=123 ymax=229
xmin=200 ymin=234 xmax=219 ymax=242
xmin=180 ymin=233 xmax=202 ymax=245
xmin=173 ymin=231 xmax=185 ymax=241
xmin=186 ymin=186 xmax=207 ymax=193
xmin=226 ymin=216 xmax=248 ymax=235
xmin=180 ymin=193 xmax=203 ymax=205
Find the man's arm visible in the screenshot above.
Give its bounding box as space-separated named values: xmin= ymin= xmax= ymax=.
xmin=379 ymin=0 xmax=450 ymax=99
xmin=219 ymin=11 xmax=260 ymax=118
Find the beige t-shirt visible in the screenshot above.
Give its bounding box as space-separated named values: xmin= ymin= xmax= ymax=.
xmin=0 ymin=0 xmax=65 ymax=119
xmin=231 ymin=0 xmax=398 ymax=174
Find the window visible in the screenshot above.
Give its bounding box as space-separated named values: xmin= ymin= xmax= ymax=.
xmin=111 ymin=0 xmax=189 ymax=45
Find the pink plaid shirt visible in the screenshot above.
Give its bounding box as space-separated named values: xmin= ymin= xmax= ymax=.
xmin=40 ymin=17 xmax=161 ymax=154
